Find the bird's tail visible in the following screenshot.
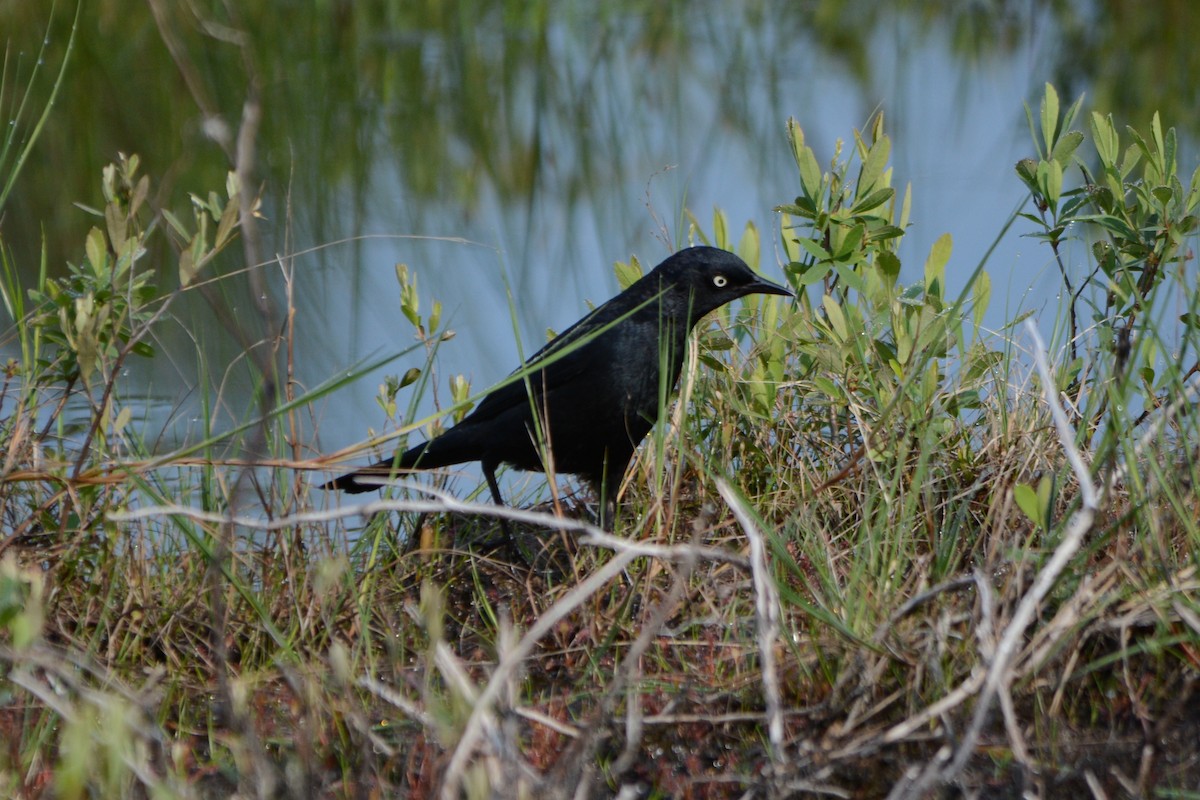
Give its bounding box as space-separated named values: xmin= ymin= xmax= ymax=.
xmin=322 ymin=435 xmax=471 ymax=493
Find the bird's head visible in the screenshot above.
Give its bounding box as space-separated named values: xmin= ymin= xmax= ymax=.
xmin=649 ymin=246 xmax=793 ymax=324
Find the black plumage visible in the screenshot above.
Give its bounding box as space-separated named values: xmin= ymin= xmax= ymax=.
xmin=324 ymin=246 xmax=792 ymax=526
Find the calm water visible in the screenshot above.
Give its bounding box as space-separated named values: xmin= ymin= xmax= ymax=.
xmin=1 ymin=2 xmax=1196 ymax=488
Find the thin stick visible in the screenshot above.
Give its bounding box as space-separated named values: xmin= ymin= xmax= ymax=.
xmin=719 ymin=479 xmax=787 ymax=776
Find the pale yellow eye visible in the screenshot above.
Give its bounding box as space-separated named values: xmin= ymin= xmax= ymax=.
xmin=713 ymin=275 xmax=728 ymax=288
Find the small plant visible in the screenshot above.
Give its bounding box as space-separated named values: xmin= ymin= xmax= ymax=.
xmin=779 ymin=120 xmax=991 ymax=491
xmin=1015 ymin=84 xmax=1200 ymax=408
xmin=0 ymin=152 xmax=244 ymax=495
xmin=27 ymin=155 xmax=158 ymax=391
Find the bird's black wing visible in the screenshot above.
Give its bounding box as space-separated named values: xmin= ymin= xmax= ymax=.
xmin=463 ymin=317 xmax=611 ymax=424
xmin=462 ymin=291 xmax=651 ymax=424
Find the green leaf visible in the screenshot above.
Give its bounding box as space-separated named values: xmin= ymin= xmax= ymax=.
xmin=1165 ymin=124 xmax=1178 ymax=178
xmin=789 ymin=118 xmax=823 ymax=201
xmin=1050 ymin=130 xmax=1084 ymax=167
xmin=161 ymin=208 xmax=190 ymax=239
xmin=1119 ymin=141 xmax=1143 ymax=178
xmin=795 ymin=261 xmax=831 ymax=286
xmin=876 ymin=251 xmax=901 ymax=287
xmin=800 ymin=148 xmax=823 ymax=201
xmin=1125 ymin=125 xmax=1153 ymax=166
xmin=1151 ymin=111 xmax=1165 ymax=162
xmin=1037 ymin=159 xmax=1063 ymax=207
xmin=832 ymin=223 xmax=865 ymax=261
xmin=1076 ymin=213 xmax=1140 ymax=241
xmin=85 ymin=227 xmax=107 ymax=276
xmin=1151 ymin=185 xmax=1174 ymax=207
xmin=812 ymin=376 xmax=840 ymax=399
xmin=104 ymin=203 xmax=126 ymax=257
xmin=399 ymin=264 xmax=420 ymax=327
xmin=923 ymin=233 xmax=952 ymax=297
xmin=775 ymin=199 xmax=815 ymax=218
xmin=1015 ymin=158 xmax=1039 ymax=192
xmin=178 ymin=249 xmax=197 ymax=287
xmin=1041 ymin=83 xmax=1060 ymax=156
xmin=615 ymin=257 xmax=643 ymax=290
xmin=738 ymin=222 xmax=760 ymax=272
xmin=225 ymin=169 xmax=242 ymax=202
xmin=1090 ymin=112 xmax=1119 ymax=166
xmin=429 ymin=300 xmax=442 ymax=333
xmin=449 ymin=374 xmax=473 ymax=422
xmin=113 ymin=406 xmax=133 ymax=436
xmin=867 ymin=225 xmax=905 ymax=243
xmin=1014 ymin=484 xmax=1037 ymax=522
xmin=851 ymin=187 xmax=894 ymax=215
xmin=713 ymin=207 xmax=729 ymax=249
xmin=704 ymin=333 xmax=735 ymax=351
xmin=214 ymin=199 xmax=239 ymax=251
xmin=399 ymin=367 xmax=422 ymax=388
xmin=1062 ymin=92 xmax=1086 ymax=132
xmin=972 ymin=270 xmax=991 ymax=329
xmin=921 ymin=359 xmax=940 ymax=405
xmin=897 ymin=284 xmax=925 ymax=307
xmin=895 ymin=316 xmax=913 ymax=365
xmin=780 ymin=217 xmax=803 ymax=262
xmin=832 ymin=262 xmax=865 ymax=293
xmin=131 ymin=173 xmax=149 ymax=216
xmin=856 ymin=135 xmax=891 ymax=199
xmin=796 ymin=237 xmax=830 ymax=262
xmin=1038 ymin=476 xmax=1053 ymax=524
xmin=822 ymin=295 xmax=849 ymax=341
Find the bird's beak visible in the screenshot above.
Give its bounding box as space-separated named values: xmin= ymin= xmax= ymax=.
xmin=750 ymin=275 xmax=794 ymax=298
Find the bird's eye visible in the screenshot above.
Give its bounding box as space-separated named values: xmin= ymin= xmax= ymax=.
xmin=713 ymin=275 xmax=728 ymax=288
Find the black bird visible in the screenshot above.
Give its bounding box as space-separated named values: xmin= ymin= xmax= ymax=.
xmin=324 ymin=246 xmax=792 ymax=527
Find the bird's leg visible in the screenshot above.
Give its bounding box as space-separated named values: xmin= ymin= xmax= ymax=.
xmin=482 ymin=461 xmax=514 ymax=542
